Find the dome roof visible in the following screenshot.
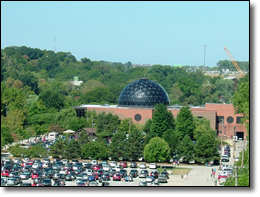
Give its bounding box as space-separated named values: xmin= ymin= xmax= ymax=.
xmin=118 ymin=78 xmax=170 ymax=107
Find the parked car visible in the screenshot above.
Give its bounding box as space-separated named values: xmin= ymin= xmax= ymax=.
xmin=62 ymin=159 xmax=69 ymax=165
xmin=102 ymin=164 xmax=111 ymax=172
xmin=42 ymin=178 xmax=52 ymax=186
xmin=161 ymin=171 xmax=169 ymax=179
xmin=139 ymin=181 xmax=147 ymax=186
xmin=108 ymin=169 xmax=116 ymax=177
xmin=113 ymin=173 xmax=121 ymax=181
xmin=77 ymin=181 xmax=87 ymax=186
xmin=151 ymin=181 xmax=160 ymax=186
xmin=92 ymin=164 xmax=101 ymax=171
xmin=158 ymin=174 xmax=167 ymax=183
xmin=119 ymin=161 xmax=127 ymax=168
xmin=150 ymin=170 xmax=159 ymax=179
xmin=119 ymin=169 xmax=127 ymax=178
xmin=71 ymin=159 xmax=79 ymax=165
xmin=89 ymin=181 xmax=98 ymax=186
xmin=1 ymin=170 xmax=10 ymax=177
xmin=139 ymin=170 xmax=149 ymax=178
xmin=109 ymin=161 xmax=117 ymax=168
xmin=130 ymin=169 xmax=139 ymax=178
xmin=145 ymin=176 xmax=155 ymax=183
xmin=91 ymin=160 xmax=98 ymax=165
xmin=130 ymin=162 xmax=137 ymax=168
xmin=139 ymin=163 xmax=146 ymax=169
xmin=6 ymin=177 xmax=20 ymax=186
xmin=20 ymin=172 xmax=30 ymax=180
xmin=149 ymin=163 xmax=157 ymax=169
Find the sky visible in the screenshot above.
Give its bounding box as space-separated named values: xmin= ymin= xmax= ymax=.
xmin=1 ymin=1 xmax=249 ymax=67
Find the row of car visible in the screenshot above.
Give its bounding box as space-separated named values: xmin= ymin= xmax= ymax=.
xmin=1 ymin=157 xmax=166 ymax=186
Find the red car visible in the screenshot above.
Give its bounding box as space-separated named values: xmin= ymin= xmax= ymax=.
xmin=92 ymin=172 xmax=99 ymax=179
xmin=92 ymin=164 xmax=100 ymax=171
xmin=1 ymin=170 xmax=9 ymax=177
xmin=113 ymin=173 xmax=121 ymax=181
xmin=119 ymin=161 xmax=127 ymax=168
xmin=31 ymin=173 xmax=39 ymax=179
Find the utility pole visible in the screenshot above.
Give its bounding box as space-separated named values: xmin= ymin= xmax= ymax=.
xmin=233 ymin=126 xmax=236 ymax=159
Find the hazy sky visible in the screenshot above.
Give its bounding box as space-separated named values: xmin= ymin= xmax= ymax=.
xmin=1 ymin=1 xmax=249 ymax=67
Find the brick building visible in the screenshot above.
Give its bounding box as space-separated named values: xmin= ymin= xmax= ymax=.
xmin=74 ymin=78 xmax=247 ymax=140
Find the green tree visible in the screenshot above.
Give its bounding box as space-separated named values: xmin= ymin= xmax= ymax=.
xmin=143 ymin=137 xmax=170 ymax=162
xmin=176 ymin=106 xmax=195 ymax=140
xmin=194 ymin=131 xmax=219 ymax=163
xmin=50 ymin=138 xmax=67 ymax=158
xmin=162 ymin=129 xmax=180 ymax=156
xmin=176 ymin=135 xmax=194 ymax=163
xmin=78 ymin=131 xmax=89 ymax=146
xmin=95 ymin=112 xmax=120 ymax=138
xmin=63 ymin=140 xmax=81 ymax=159
xmin=150 ymin=103 xmax=176 ymax=137
xmin=108 ymin=130 xmax=127 ymax=160
xmin=124 ymin=129 xmax=145 ymax=161
xmin=38 ymin=89 xmax=65 ymax=111
xmin=81 ymin=141 xmax=108 ymax=160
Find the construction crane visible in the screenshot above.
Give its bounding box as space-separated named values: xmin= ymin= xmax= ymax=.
xmin=223 ymin=47 xmax=245 ymax=77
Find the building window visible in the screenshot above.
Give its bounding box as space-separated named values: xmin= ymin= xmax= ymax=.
xmin=197 ymin=116 xmax=203 ymax=119
xmin=76 ymin=109 xmax=85 ymax=118
xmin=236 ymin=116 xmax=243 ymax=124
xmin=217 ymin=116 xmax=224 ymax=124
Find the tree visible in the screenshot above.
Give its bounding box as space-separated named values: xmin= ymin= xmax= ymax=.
xmin=143 ymin=137 xmax=170 ymax=162
xmin=176 ymin=106 xmax=195 ymax=140
xmin=162 ymin=129 xmax=180 ymax=156
xmin=194 ymin=131 xmax=219 ymax=163
xmin=108 ymin=130 xmax=127 ymax=160
xmin=95 ymin=112 xmax=120 ymax=138
xmin=49 ymin=138 xmax=67 ymax=158
xmin=38 ymin=89 xmax=65 ymax=111
xmin=78 ymin=131 xmax=89 ymax=146
xmin=124 ymin=129 xmax=145 ymax=161
xmin=176 ymin=135 xmax=194 ymax=163
xmin=81 ymin=141 xmax=108 ymax=160
xmin=63 ymin=140 xmax=81 ymax=159
xmin=80 ymin=86 xmax=116 ymax=104
xmin=150 ymin=103 xmax=176 ymax=137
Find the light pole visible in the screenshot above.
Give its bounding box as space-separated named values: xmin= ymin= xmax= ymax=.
xmin=92 ymin=119 xmax=95 ymax=140
xmin=203 ymin=45 xmax=207 ymax=71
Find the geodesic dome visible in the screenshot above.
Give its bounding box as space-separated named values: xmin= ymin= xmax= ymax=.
xmin=118 ymin=78 xmax=170 ymax=107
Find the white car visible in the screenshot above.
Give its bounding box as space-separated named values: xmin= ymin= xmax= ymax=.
xmin=219 ymin=178 xmax=226 ymax=184
xmin=85 ymin=169 xmax=93 ymax=176
xmin=109 ymin=161 xmax=117 ymax=168
xmin=149 ymin=163 xmax=157 ymax=169
xmin=115 ymin=166 xmax=121 ymax=172
xmin=103 ymin=164 xmax=111 ymax=171
xmin=91 ymin=160 xmax=98 ymax=165
xmin=139 ymin=163 xmax=146 ymax=169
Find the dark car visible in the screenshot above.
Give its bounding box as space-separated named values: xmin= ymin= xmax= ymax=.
xmin=99 ymin=174 xmax=110 ymax=182
xmin=42 ymin=178 xmax=52 ymax=186
xmin=108 ymin=169 xmax=116 ymax=177
xmin=119 ymin=169 xmax=127 ymax=178
xmin=65 ymin=174 xmax=75 ymax=181
xmin=161 ymin=171 xmax=169 ymax=179
xmin=84 ymin=163 xmax=93 ymax=169
xmin=21 ymin=183 xmax=31 ymax=186
xmin=130 ymin=169 xmax=139 ymax=178
xmin=139 ymin=181 xmax=147 ymax=186
xmin=130 ymin=162 xmax=137 ymax=168
xmin=150 ymin=170 xmax=159 ymax=179
xmin=71 ymin=159 xmax=79 ymax=165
